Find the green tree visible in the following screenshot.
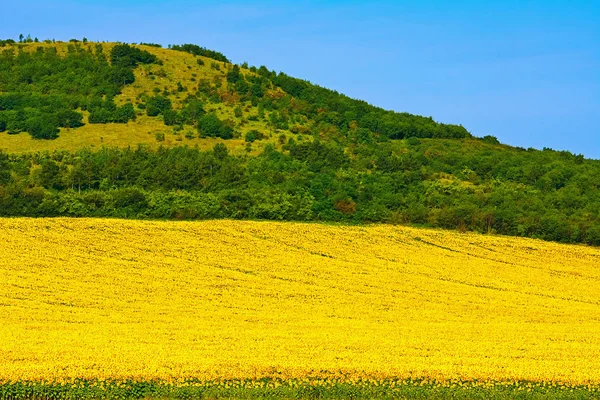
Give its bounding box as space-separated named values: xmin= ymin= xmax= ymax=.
xmin=213 ymin=143 xmax=229 ymax=160
xmin=27 ymin=116 xmax=59 ymax=139
xmin=197 ymin=113 xmax=233 ymax=139
xmin=226 ymin=64 xmax=242 ymax=84
xmin=145 ymin=95 xmax=172 ymax=117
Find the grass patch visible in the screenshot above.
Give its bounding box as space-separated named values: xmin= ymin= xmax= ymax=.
xmin=1 ymin=379 xmax=598 ymax=399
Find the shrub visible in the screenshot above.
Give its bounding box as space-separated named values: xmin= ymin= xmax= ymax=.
xmin=245 ymin=130 xmax=265 ymax=143
xmin=197 ymin=113 xmax=233 ymax=139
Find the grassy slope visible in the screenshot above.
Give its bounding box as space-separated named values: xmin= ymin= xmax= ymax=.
xmin=0 ymin=42 xmax=293 ymax=155
xmin=1 ymin=218 xmax=599 ymax=384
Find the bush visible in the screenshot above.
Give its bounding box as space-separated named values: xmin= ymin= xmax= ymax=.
xmin=481 ymin=135 xmax=500 ymax=145
xmin=112 ymin=188 xmax=148 ymax=212
xmin=88 ymin=109 xmax=111 ymax=124
xmin=27 ymin=116 xmax=59 ymax=139
xmin=197 ymin=113 xmax=234 ymax=139
xmin=406 ymin=137 xmax=420 ymax=146
xmin=245 ymin=130 xmax=265 ymax=143
xmin=145 ymin=95 xmax=172 ymax=117
xmin=234 ymin=106 xmax=243 ymax=118
xmin=110 ymin=44 xmax=157 ymax=67
xmin=185 ymin=130 xmax=195 ymax=139
xmin=163 ymin=109 xmax=180 ymax=126
xmin=56 ymin=110 xmax=84 ymax=128
xmin=113 ymin=103 xmax=136 ymax=123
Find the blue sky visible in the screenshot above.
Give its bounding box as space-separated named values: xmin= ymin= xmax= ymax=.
xmin=1 ymin=1 xmax=598 ymax=158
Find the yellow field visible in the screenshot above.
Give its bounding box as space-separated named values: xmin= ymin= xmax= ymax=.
xmin=0 ymin=218 xmax=599 ymax=384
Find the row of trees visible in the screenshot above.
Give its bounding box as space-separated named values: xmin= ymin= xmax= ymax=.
xmin=194 ymin=59 xmax=472 ymax=141
xmin=269 ymin=72 xmax=471 ymax=140
xmin=0 ymin=140 xmax=598 ymax=245
xmin=169 ymin=44 xmax=230 ymax=63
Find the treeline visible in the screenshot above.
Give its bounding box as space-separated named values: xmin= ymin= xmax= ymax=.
xmin=191 ymin=63 xmax=471 ymax=142
xmin=1 ymin=140 xmax=598 ymax=245
xmin=270 ymin=72 xmax=471 ymax=140
xmin=169 ymin=44 xmax=230 ymax=63
xmin=0 ymin=43 xmax=158 ymax=138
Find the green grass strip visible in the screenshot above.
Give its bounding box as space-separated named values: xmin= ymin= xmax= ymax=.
xmin=0 ymin=378 xmax=599 ymax=399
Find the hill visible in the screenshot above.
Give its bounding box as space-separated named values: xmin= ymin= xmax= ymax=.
xmin=0 ymin=40 xmax=467 ymax=152
xmin=0 ymin=39 xmax=599 ymax=245
xmin=1 ymin=218 xmax=599 ymax=387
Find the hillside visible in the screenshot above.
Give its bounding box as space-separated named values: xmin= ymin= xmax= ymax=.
xmin=1 ymin=218 xmax=599 ymax=385
xmin=0 ymin=40 xmax=467 ymax=153
xmin=0 ymin=39 xmax=599 ymax=245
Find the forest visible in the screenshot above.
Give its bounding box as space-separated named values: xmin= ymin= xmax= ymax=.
xmin=0 ymin=139 xmax=598 ymax=245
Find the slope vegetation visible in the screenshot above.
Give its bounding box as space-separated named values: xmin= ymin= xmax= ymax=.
xmin=1 ymin=218 xmax=599 ymax=384
xmin=0 ymin=40 xmax=598 ymax=245
xmin=0 ymin=40 xmax=467 ymax=153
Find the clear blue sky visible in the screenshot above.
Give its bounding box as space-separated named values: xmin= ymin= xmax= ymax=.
xmin=2 ymin=1 xmax=599 ymax=158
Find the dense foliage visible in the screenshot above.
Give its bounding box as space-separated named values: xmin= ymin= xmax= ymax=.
xmin=270 ymin=72 xmax=471 ymax=140
xmin=0 ymin=43 xmax=157 ymax=139
xmin=0 ymin=139 xmax=598 ymax=245
xmin=169 ymin=43 xmax=230 ymax=63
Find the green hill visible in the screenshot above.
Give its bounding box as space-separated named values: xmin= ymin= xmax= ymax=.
xmin=0 ymin=40 xmax=468 ymax=151
xmin=0 ymin=39 xmax=599 ymax=245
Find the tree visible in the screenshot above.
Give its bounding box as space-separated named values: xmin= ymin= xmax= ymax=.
xmin=56 ymin=110 xmax=84 ymax=128
xmin=145 ymin=95 xmax=172 ymax=117
xmin=213 ymin=143 xmax=229 ymax=160
xmin=226 ymin=65 xmax=242 ymax=84
xmin=482 ymin=135 xmax=500 ymax=144
xmin=112 ymin=187 xmax=148 ymax=212
xmin=27 ymin=116 xmax=59 ymax=139
xmin=197 ymin=112 xmax=233 ymax=139
xmin=162 ymin=109 xmax=179 ymax=126
xmin=181 ymin=99 xmax=205 ymax=123
xmin=88 ymin=109 xmax=111 ymax=124
xmin=110 ymin=43 xmax=157 ymax=67
xmin=0 ymin=152 xmax=10 ymax=185
xmin=109 ymin=66 xmax=135 ymax=86
xmin=170 ymin=43 xmax=230 ymax=62
xmin=234 ymin=106 xmax=243 ymax=118
xmin=113 ymin=103 xmax=136 ymax=123
xmin=245 ymin=130 xmax=265 ymax=143
xmin=39 ymin=160 xmax=61 ymax=189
